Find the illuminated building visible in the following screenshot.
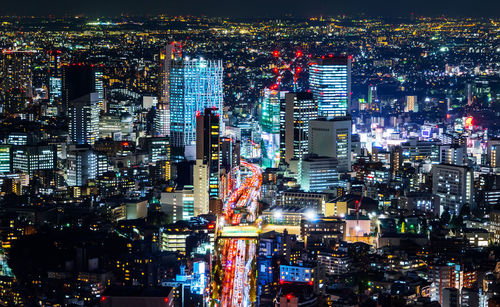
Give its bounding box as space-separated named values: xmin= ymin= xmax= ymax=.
xmin=261 ymin=89 xmax=287 ymax=168
xmin=283 ymin=92 xmax=317 ymax=164
xmin=169 ymin=57 xmax=223 ymax=160
xmin=154 ymin=103 xmax=170 ymax=137
xmin=428 ymin=263 xmax=465 ymax=306
xmin=160 ymin=188 xmax=195 ymax=222
xmin=62 ymin=64 xmax=100 ymax=115
xmin=194 ymin=108 xmax=220 ymax=215
xmin=66 ymin=145 xmax=98 ymax=187
xmin=490 ymin=144 xmax=500 ymax=169
xmin=300 ymin=155 xmax=339 ymax=193
xmin=69 ymin=93 xmax=100 ymax=145
xmin=309 ymin=56 xmax=351 ymax=117
xmin=142 ymin=137 xmax=170 ymax=164
xmin=12 ymin=145 xmax=56 ymax=176
xmin=0 ymin=49 xmax=33 ymax=114
xmin=48 ymin=50 xmax=63 ymax=104
xmin=432 ymin=164 xmax=473 ymax=216
xmin=404 ymin=95 xmax=418 ymax=112
xmin=301 ymin=217 xmax=345 ymax=248
xmin=317 ymin=251 xmax=351 ymax=276
xmin=309 ymin=117 xmax=352 ymax=172
xmin=439 ymin=144 xmax=467 ymax=166
xmin=0 ymin=146 xmax=12 ymax=174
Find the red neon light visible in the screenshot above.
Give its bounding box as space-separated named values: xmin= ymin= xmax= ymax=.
xmin=286 ymin=294 xmax=293 ymax=300
xmin=273 ymin=50 xmax=280 ymax=57
xmin=296 ymin=50 xmax=302 ymax=57
xmin=164 ymin=297 xmax=169 ymax=303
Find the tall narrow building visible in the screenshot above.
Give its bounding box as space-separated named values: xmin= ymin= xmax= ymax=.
xmin=48 ymin=50 xmax=63 ymax=104
xmin=62 ymin=64 xmax=101 ymax=115
xmin=309 ymin=55 xmax=351 ymax=117
xmin=194 ymin=108 xmax=220 ymax=216
xmin=283 ymin=92 xmax=318 ymax=164
xmin=0 ymin=49 xmax=33 ymax=114
xmin=68 ymin=93 xmax=100 ymax=145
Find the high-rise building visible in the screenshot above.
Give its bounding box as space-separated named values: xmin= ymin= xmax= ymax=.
xmin=0 ymin=49 xmax=33 ymax=114
xmin=154 ymin=103 xmax=170 ymax=137
xmin=169 ymin=57 xmax=223 ymax=160
xmin=48 ymin=50 xmax=63 ymax=104
xmin=309 ymin=55 xmax=351 ymax=117
xmin=12 ymin=145 xmax=56 ymax=176
xmin=300 ymin=154 xmax=339 ymax=193
xmin=404 ymin=95 xmax=418 ymax=112
xmin=62 ymin=65 xmax=101 ymax=115
xmin=432 ymin=164 xmax=473 ymax=216
xmin=283 ymin=92 xmax=317 ymax=164
xmin=439 ymin=144 xmax=467 ymax=166
xmin=261 ymin=89 xmax=287 ymax=168
xmin=161 ymin=188 xmax=195 ymax=222
xmin=66 ymin=145 xmax=97 ymax=187
xmin=194 ymin=108 xmax=220 ymax=216
xmin=309 ymin=117 xmax=352 ymax=172
xmin=0 ymin=145 xmax=11 ymax=174
xmin=68 ymin=93 xmax=100 ymax=145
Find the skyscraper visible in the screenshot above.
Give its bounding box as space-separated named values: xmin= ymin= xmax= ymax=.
xmin=157 ymin=44 xmax=175 ymax=137
xmin=48 ymin=50 xmax=63 ymax=104
xmin=169 ymin=57 xmax=223 ymax=160
xmin=308 ymin=117 xmax=352 ymax=173
xmin=194 ymin=108 xmax=220 ymax=216
xmin=69 ymin=93 xmax=100 ymax=145
xmin=62 ymin=64 xmax=101 ymax=115
xmin=309 ymin=56 xmax=351 ymax=117
xmin=261 ymin=88 xmax=287 ymax=168
xmin=432 ymin=164 xmax=473 ymax=216
xmin=283 ymin=92 xmax=317 ymax=164
xmin=0 ymin=49 xmax=33 ymax=114
xmin=66 ymin=145 xmax=97 ymax=187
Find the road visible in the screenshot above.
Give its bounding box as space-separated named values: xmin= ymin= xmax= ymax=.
xmin=213 ymin=161 xmax=262 ymax=307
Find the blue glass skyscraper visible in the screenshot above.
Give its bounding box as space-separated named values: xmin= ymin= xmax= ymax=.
xmin=169 ymin=57 xmax=223 ymax=159
xmin=309 ymin=56 xmax=351 ymax=117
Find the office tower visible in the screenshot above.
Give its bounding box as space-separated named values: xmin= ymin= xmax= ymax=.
xmin=154 ymin=103 xmax=170 ymax=137
xmin=62 ymin=65 xmax=100 ymax=115
xmin=220 ymin=137 xmax=240 ymax=201
xmin=404 ymin=95 xmax=418 ymax=112
xmin=432 ymin=164 xmax=473 ymax=216
xmin=490 ymin=143 xmax=500 ymax=169
xmin=194 ymin=108 xmax=220 ymax=216
xmin=68 ymin=93 xmax=100 ymax=145
xmin=300 ymin=154 xmax=339 ymax=192
xmin=66 ymin=145 xmax=97 ymax=187
xmin=142 ymin=137 xmax=170 ymax=164
xmin=439 ymin=144 xmax=467 ymax=166
xmin=283 ymin=92 xmax=317 ymax=164
xmin=390 ymin=146 xmax=403 ymax=177
xmin=169 ymin=57 xmax=223 ymax=160
xmin=261 ymin=89 xmax=287 ymax=168
xmin=161 ymin=188 xmax=195 ymax=222
xmin=0 ymin=146 xmax=11 ymax=174
xmin=0 ymin=49 xmax=33 ymax=114
xmin=48 ymin=50 xmax=63 ymax=104
xmin=309 ymin=117 xmax=352 ymax=172
xmin=309 ymin=55 xmax=351 ymax=117
xmin=12 ymin=145 xmax=56 ymax=176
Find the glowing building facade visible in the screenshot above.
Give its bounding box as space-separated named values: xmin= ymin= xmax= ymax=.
xmin=169 ymin=57 xmax=223 ymax=160
xmin=309 ymin=56 xmax=351 ymax=117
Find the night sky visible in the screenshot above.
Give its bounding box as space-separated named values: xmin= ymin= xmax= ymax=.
xmin=0 ymin=0 xmax=499 ymax=17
